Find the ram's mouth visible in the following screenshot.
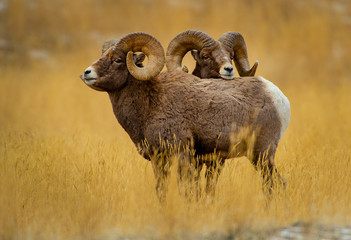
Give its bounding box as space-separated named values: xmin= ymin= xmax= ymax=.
xmin=80 ymin=75 xmax=97 ymax=84
xmin=220 ymin=74 xmax=234 ymax=80
xmin=79 ymin=74 xmax=105 ymax=91
xmin=84 ymin=78 xmax=97 ymax=84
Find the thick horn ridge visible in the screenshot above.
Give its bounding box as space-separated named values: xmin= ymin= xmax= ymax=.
xmin=116 ymin=32 xmax=165 ymax=81
xmin=166 ymin=30 xmax=216 ymax=71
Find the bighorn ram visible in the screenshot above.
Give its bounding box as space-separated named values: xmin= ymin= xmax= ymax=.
xmin=80 ymin=32 xmax=290 ymax=201
xmin=166 ymin=30 xmax=258 ymax=79
xmin=166 ymin=30 xmax=259 ymax=181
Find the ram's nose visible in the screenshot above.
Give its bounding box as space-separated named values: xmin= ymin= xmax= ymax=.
xmin=224 ymin=66 xmax=233 ymax=73
xmin=219 ymin=63 xmax=235 ymax=80
xmin=82 ymin=66 xmax=97 ymax=81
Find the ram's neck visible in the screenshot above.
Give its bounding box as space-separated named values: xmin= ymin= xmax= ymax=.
xmin=192 ymin=63 xmax=202 ymax=78
xmin=108 ymin=76 xmax=153 ymax=144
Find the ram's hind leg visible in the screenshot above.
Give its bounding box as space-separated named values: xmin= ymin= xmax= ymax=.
xmin=205 ymin=159 xmax=225 ymax=198
xmin=252 ymin=147 xmax=286 ymax=195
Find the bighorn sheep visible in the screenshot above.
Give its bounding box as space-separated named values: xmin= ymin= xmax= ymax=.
xmin=166 ymin=30 xmax=258 ymax=79
xmin=166 ymin=30 xmax=259 ymax=182
xmin=80 ymin=32 xmax=290 ymax=201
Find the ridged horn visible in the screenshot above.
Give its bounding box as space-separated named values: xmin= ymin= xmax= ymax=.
xmin=115 ymin=32 xmax=165 ymax=81
xmin=218 ymin=32 xmax=258 ymax=77
xmin=166 ymin=30 xmax=216 ymax=71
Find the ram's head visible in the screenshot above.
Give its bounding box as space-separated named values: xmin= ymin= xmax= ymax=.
xmin=80 ymin=32 xmax=165 ymax=92
xmin=166 ymin=30 xmax=258 ymax=79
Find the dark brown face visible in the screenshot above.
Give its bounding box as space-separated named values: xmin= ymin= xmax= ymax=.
xmin=80 ymin=47 xmax=145 ymax=92
xmin=191 ymin=42 xmax=235 ymax=79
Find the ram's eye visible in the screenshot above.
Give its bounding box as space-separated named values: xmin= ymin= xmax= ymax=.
xmin=113 ymin=58 xmax=122 ymax=63
xmin=202 ymin=55 xmax=210 ymax=60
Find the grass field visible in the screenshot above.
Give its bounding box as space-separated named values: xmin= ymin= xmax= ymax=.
xmin=1 ymin=0 xmax=351 ymax=239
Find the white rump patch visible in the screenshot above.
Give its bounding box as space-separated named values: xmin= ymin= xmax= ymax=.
xmin=259 ymin=76 xmax=291 ymax=140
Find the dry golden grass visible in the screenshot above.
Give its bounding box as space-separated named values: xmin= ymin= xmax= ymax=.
xmin=1 ymin=0 xmax=351 ymax=239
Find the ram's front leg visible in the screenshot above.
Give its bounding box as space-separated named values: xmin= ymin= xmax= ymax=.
xmin=177 ymin=153 xmax=203 ymax=201
xmin=150 ymin=152 xmax=171 ymax=203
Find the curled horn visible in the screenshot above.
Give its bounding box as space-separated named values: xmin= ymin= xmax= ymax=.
xmin=115 ymin=32 xmax=165 ymax=81
xmin=166 ymin=30 xmax=216 ymax=71
xmin=218 ymin=32 xmax=258 ymax=77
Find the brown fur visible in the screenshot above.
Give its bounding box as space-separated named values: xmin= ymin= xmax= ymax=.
xmin=191 ymin=42 xmax=233 ymax=79
xmin=108 ymin=71 xmax=281 ymax=160
xmin=82 ymin=46 xmax=284 ymax=201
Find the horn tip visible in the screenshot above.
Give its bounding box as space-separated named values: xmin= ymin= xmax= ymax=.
xmin=249 ymin=61 xmax=259 ymax=76
xmin=182 ymin=66 xmax=189 ymax=73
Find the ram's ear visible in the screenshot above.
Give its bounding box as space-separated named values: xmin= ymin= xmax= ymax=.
xmin=102 ymin=39 xmax=118 ymax=54
xmin=191 ymin=50 xmax=201 ymax=63
xmin=133 ymin=53 xmax=146 ymax=66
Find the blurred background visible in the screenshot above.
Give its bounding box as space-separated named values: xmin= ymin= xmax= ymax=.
xmin=1 ymin=0 xmax=351 ymax=239
xmin=1 ymin=0 xmax=351 ymax=80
